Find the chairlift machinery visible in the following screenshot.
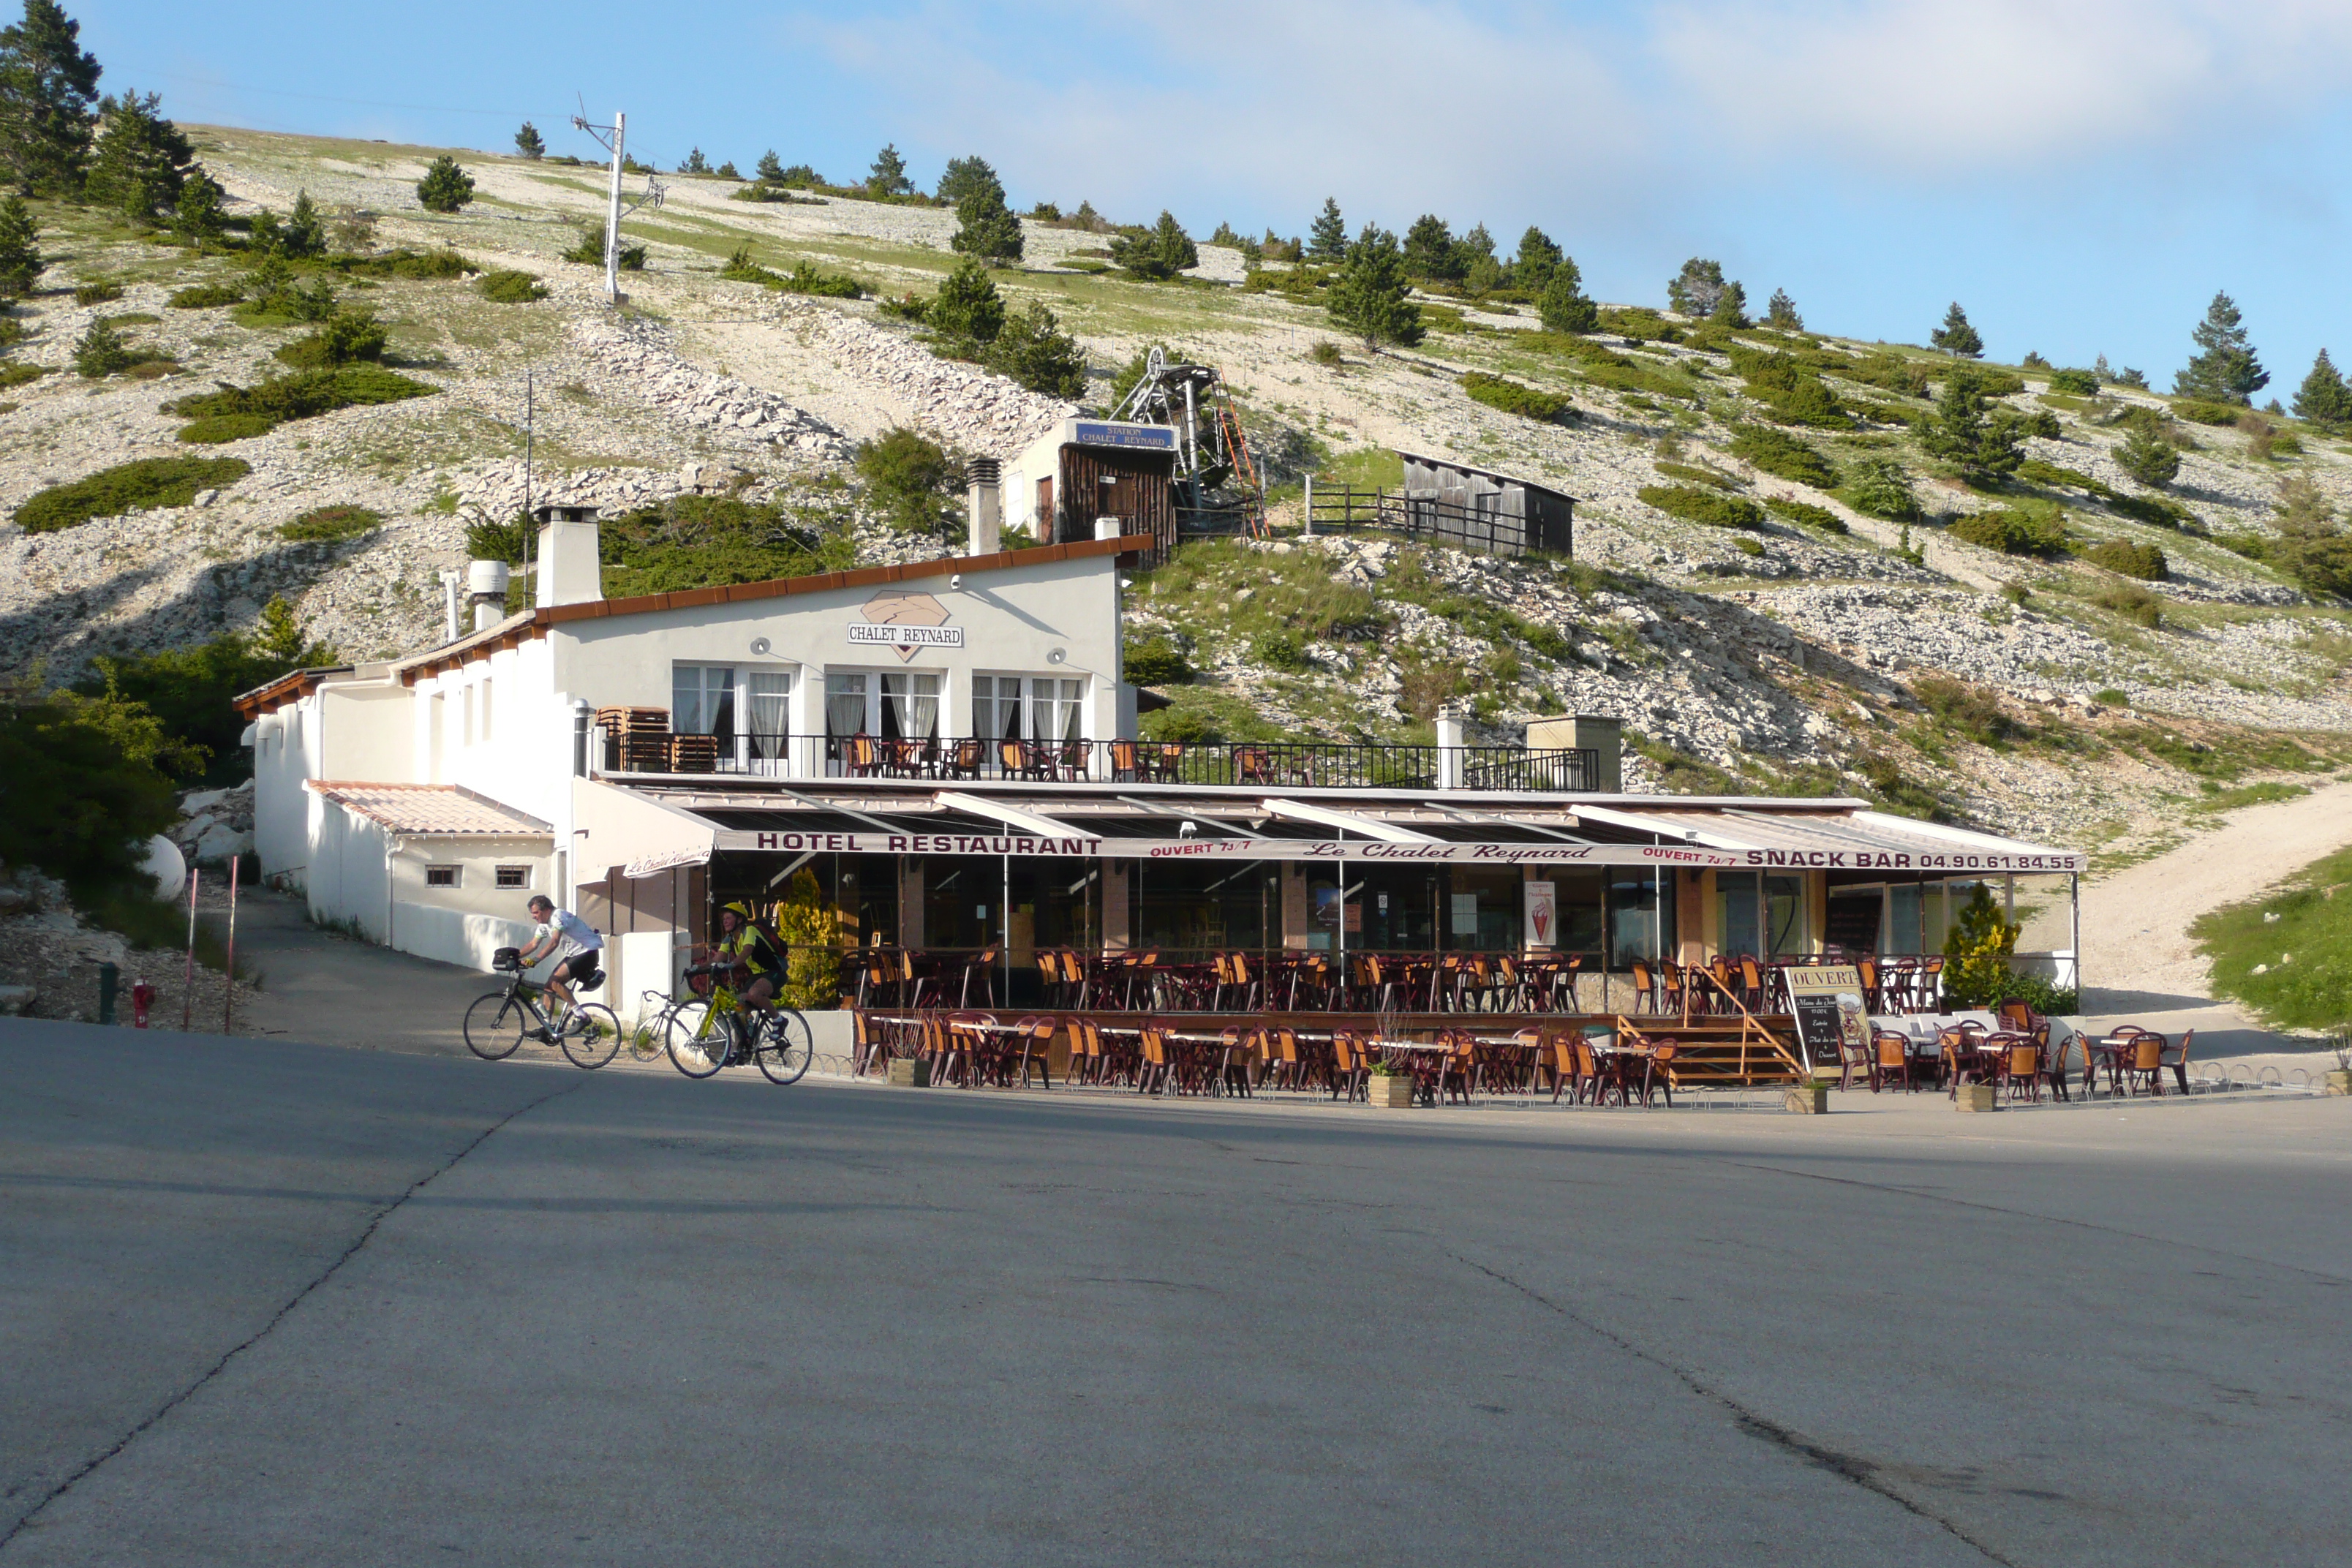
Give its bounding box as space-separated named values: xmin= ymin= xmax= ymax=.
xmin=1110 ymin=347 xmax=1267 ymax=538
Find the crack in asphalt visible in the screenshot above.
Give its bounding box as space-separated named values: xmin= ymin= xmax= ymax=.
xmin=0 ymin=1079 xmax=586 ymax=1553
xmin=1446 ymin=1250 xmax=2022 ymax=1568
xmin=1734 ymin=1161 xmax=2352 ymax=1285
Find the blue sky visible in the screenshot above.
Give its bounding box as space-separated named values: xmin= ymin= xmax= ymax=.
xmin=82 ymin=1 xmax=2352 ymax=393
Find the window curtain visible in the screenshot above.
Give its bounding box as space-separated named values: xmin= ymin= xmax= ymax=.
xmin=882 ymin=673 xmax=940 ymax=739
xmin=747 ymin=671 xmax=794 ymax=760
xmin=825 ymin=672 xmax=867 ymax=736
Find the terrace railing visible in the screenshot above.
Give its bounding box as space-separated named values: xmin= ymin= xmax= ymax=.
xmin=596 ymin=732 xmax=1599 ymax=794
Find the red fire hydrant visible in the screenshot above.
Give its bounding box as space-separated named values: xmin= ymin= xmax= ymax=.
xmin=131 ymin=978 xmax=154 ymax=1028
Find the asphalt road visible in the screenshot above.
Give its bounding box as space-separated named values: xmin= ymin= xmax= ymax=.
xmin=5 ymin=1019 xmax=2348 ymax=1567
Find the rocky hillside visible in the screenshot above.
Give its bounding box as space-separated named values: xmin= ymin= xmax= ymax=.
xmin=4 ymin=124 xmax=2348 ymax=862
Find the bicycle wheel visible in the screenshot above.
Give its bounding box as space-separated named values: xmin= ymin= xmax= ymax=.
xmin=755 ymin=1009 xmax=814 ymax=1085
xmin=666 ymin=1002 xmax=727 ymax=1079
xmin=464 ymin=991 xmax=526 ymax=1060
xmin=561 ymin=1003 xmax=623 ymax=1070
xmin=625 ymin=1011 xmax=666 ymax=1063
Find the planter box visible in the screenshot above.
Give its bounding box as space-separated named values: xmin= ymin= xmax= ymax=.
xmin=1366 ymin=1074 xmax=1416 ymax=1108
xmin=2324 ymin=1069 xmax=2352 ymax=1097
xmin=887 ymin=1057 xmax=931 ymax=1089
xmin=1956 ymin=1083 xmax=1999 ymax=1112
xmin=1784 ymin=1084 xmax=1828 ymax=1115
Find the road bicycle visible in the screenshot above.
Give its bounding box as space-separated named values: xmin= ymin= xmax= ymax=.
xmin=464 ymin=948 xmax=623 ymax=1069
xmin=660 ymin=962 xmax=813 ymax=1085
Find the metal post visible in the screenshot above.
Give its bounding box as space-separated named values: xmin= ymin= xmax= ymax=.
xmin=522 ymin=369 xmax=534 ymax=521
xmin=603 ymin=111 xmax=626 ymax=304
xmin=97 ymin=962 xmax=118 ymax=1025
xmin=223 ymin=856 xmax=240 ymax=1034
xmin=181 ymin=867 xmax=199 ymax=1031
xmin=1303 ymin=472 xmax=1313 ymax=537
xmin=2069 ymin=872 xmax=2081 ymax=1004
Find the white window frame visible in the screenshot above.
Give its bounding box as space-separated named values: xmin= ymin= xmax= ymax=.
xmin=826 ymin=668 xmax=941 ymax=739
xmin=974 ymin=672 xmax=1088 ymax=742
xmin=425 ymin=865 xmax=461 ymax=888
xmin=494 ymin=864 xmax=532 ymax=890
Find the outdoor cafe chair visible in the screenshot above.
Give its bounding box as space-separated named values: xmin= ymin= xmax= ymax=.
xmin=2163 ymin=1028 xmax=2195 ymax=1094
xmin=1635 ymin=1040 xmax=1679 ymax=1108
xmin=1328 ymin=1032 xmax=1368 ymax=1102
xmin=1014 ymin=1017 xmax=1056 ymax=1089
xmin=1987 ymin=1034 xmax=2046 ymax=1103
xmin=1866 ymin=1030 xmax=1917 ymax=1093
xmin=1136 ymin=1023 xmax=1172 ymax=1096
xmin=1997 ymin=998 xmax=2035 ymax=1033
xmin=2083 ymin=1023 xmax=2153 ymax=1097
xmin=1738 ymin=956 xmax=1770 ymax=1012
xmin=1216 ymin=1027 xmax=1254 ymax=1097
xmin=2121 ymin=1035 xmax=2168 ymax=1097
xmin=958 ymin=946 xmax=1000 ymax=1009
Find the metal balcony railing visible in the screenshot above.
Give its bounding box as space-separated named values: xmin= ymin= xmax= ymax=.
xmin=598 ymin=733 xmax=1601 ymax=794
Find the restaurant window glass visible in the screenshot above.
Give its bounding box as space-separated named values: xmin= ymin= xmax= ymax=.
xmin=1825 ymin=884 xmax=1883 ymax=955
xmin=1607 ymin=869 xmax=1670 ymax=969
xmin=1716 ymin=870 xmax=1760 ymax=959
xmin=1765 ymin=872 xmax=1807 ymax=957
xmin=674 ymin=664 xmax=737 ymax=742
xmin=1353 ymin=867 xmax=1438 ymax=953
xmin=1553 ymin=870 xmax=1605 ymax=964
xmin=974 ymin=674 xmax=1085 ymax=741
xmin=922 ymin=858 xmax=994 ymax=952
xmin=1442 ymin=867 xmax=1519 ymax=952
xmin=1136 ymin=859 xmax=1274 ymax=959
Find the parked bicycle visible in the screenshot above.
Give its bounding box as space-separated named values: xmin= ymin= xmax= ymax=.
xmin=660 ymin=962 xmax=813 ymax=1085
xmin=464 ymin=946 xmax=622 ymax=1068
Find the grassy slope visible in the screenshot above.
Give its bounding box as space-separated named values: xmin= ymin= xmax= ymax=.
xmin=2193 ymin=843 xmax=2352 ymax=1031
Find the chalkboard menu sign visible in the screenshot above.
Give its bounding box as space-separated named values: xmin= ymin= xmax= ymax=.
xmin=1784 ymin=965 xmax=1869 ymax=1071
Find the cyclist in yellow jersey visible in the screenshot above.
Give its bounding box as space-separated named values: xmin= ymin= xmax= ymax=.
xmin=714 ymin=901 xmax=786 ymax=1023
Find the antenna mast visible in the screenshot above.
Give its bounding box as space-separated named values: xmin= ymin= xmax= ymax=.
xmin=570 ymin=105 xmax=666 ymax=306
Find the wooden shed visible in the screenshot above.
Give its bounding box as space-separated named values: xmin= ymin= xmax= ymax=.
xmin=1006 ymin=419 xmax=1182 ymax=561
xmin=1397 ymin=451 xmax=1576 ymax=557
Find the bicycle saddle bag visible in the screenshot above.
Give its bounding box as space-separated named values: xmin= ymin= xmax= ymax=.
xmin=491 ymin=946 xmax=522 ymax=970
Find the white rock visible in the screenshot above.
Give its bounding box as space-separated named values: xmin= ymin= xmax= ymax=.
xmin=193 ymin=824 xmax=254 ymax=864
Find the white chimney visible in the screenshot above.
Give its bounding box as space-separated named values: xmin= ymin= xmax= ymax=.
xmin=533 ymin=505 xmax=604 ymax=608
xmin=467 ymin=559 xmax=510 ymax=633
xmin=438 ymin=569 xmax=462 ymax=641
xmin=1436 ymin=704 xmax=1466 ymax=791
xmin=967 ymin=459 xmax=1001 ymax=556
xmin=1094 ymin=516 xmax=1121 ymax=541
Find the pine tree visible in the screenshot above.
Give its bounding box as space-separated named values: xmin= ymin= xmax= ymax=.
xmin=70 ymin=314 xmax=124 ymax=375
xmin=513 ymin=121 xmax=544 ymax=160
xmin=1665 ymin=257 xmax=1726 ymax=317
xmin=1708 ymin=279 xmax=1749 ymax=328
xmin=1765 ymin=287 xmax=1802 ymax=331
xmin=283 ymin=189 xmax=325 ymax=257
xmin=2115 ymin=418 xmax=2180 ymax=488
xmin=82 ymin=91 xmax=197 ymax=223
xmin=167 ymin=170 xmax=222 ymax=246
xmin=2174 ymin=290 xmax=2266 ymax=404
xmin=1512 ymin=226 xmax=1561 ymax=293
xmin=1921 ymin=368 xmax=2021 ymax=484
xmin=2293 ymin=348 xmax=2352 ymax=429
xmin=756 ymin=149 xmax=784 ymax=184
xmin=252 ymin=595 xmax=330 ymax=666
xmin=678 ymin=147 xmax=709 ymax=175
xmin=985 ymin=300 xmax=1085 ymax=399
xmin=1308 ymin=197 xmax=1346 ymax=261
xmin=714 ymin=160 xmax=739 ymax=181
xmin=414 ymin=155 xmax=474 ymax=214
xmin=1931 ymin=302 xmax=1983 ymax=358
xmin=866 ymin=143 xmax=911 ymax=197
xmin=1327 ymin=224 xmax=1422 ymax=350
xmin=0 ymin=190 xmax=35 ymax=295
xmin=1401 ymin=214 xmax=1459 ymax=280
xmin=927 ymin=256 xmax=1004 ymax=346
xmin=0 ymin=1 xmax=101 ymax=197
xmin=1537 ymin=261 xmax=1597 ymax=334
xmin=934 ymin=154 xmax=997 ymax=206
xmin=948 ymin=167 xmax=1022 ymax=264
xmin=1109 ymin=211 xmax=1196 ymax=280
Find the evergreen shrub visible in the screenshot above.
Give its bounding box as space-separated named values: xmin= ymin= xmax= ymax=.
xmin=278 ymin=505 xmax=382 ymax=543
xmin=1763 ymin=496 xmax=1846 ymax=532
xmin=1461 ymin=372 xmax=1572 ymax=423
xmin=15 ymin=456 xmax=252 ymax=532
xmin=1727 ymin=425 xmax=1836 ymax=487
xmin=73 ymin=281 xmax=122 ymax=305
xmin=1947 ymin=508 xmax=2068 ymax=557
xmin=1638 ymin=484 xmax=1765 ymax=530
xmin=477 ymin=269 xmax=546 ymax=303
xmin=2084 ymin=538 xmax=2167 ymax=580
xmin=175 ymin=413 xmax=274 ymax=444
xmin=167 ymin=282 xmax=243 ymax=309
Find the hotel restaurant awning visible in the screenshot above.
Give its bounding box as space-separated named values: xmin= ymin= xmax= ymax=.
xmin=579 ymin=778 xmax=2087 ymax=878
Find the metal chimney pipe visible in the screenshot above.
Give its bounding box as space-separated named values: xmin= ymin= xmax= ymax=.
xmin=467 ymin=559 xmax=510 ymax=633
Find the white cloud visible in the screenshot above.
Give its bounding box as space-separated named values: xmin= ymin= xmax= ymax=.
xmin=1651 ymin=1 xmax=2352 ymax=166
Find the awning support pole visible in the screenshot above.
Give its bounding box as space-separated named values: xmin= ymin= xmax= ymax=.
xmin=2070 ymin=872 xmax=2081 ymax=1005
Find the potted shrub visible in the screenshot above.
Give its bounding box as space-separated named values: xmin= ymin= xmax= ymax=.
xmin=1785 ymin=1080 xmax=1829 ymax=1115
xmin=1367 ymin=1061 xmax=1416 ymax=1109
